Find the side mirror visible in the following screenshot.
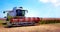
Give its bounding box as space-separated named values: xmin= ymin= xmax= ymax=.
xmin=25 ymin=10 xmax=28 ymax=13
xmin=4 ymin=16 xmax=7 ymax=18
xmin=27 ymin=10 xmax=28 ymax=13
xmin=3 ymin=11 xmax=5 ymax=13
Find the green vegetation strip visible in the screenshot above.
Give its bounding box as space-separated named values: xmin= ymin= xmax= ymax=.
xmin=0 ymin=20 xmax=6 ymax=25
xmin=39 ymin=20 xmax=60 ymax=24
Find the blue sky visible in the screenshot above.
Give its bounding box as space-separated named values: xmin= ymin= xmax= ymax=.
xmin=0 ymin=0 xmax=60 ymax=18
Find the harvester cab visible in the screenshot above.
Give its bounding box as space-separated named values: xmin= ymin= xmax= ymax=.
xmin=16 ymin=7 xmax=28 ymax=16
xmin=3 ymin=7 xmax=28 ymax=17
xmin=3 ymin=7 xmax=28 ymax=20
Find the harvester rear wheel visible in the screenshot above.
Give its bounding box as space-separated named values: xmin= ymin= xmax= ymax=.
xmin=4 ymin=21 xmax=12 ymax=28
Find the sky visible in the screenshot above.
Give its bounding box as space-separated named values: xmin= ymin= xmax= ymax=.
xmin=0 ymin=0 xmax=60 ymax=18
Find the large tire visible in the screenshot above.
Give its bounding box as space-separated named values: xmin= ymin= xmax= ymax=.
xmin=4 ymin=21 xmax=12 ymax=28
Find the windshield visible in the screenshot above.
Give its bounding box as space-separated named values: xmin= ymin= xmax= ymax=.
xmin=16 ymin=9 xmax=25 ymax=16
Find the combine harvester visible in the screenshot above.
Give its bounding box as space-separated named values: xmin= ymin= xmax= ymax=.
xmin=3 ymin=7 xmax=40 ymax=27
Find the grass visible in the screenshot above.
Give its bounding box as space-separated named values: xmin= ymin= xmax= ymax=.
xmin=0 ymin=20 xmax=6 ymax=25
xmin=0 ymin=20 xmax=4 ymax=25
xmin=0 ymin=20 xmax=5 ymax=23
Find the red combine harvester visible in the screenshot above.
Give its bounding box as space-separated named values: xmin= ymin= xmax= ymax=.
xmin=3 ymin=7 xmax=40 ymax=27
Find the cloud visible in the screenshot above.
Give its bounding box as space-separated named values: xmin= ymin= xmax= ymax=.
xmin=39 ymin=0 xmax=60 ymax=7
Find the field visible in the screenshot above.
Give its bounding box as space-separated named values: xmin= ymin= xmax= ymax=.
xmin=0 ymin=20 xmax=60 ymax=32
